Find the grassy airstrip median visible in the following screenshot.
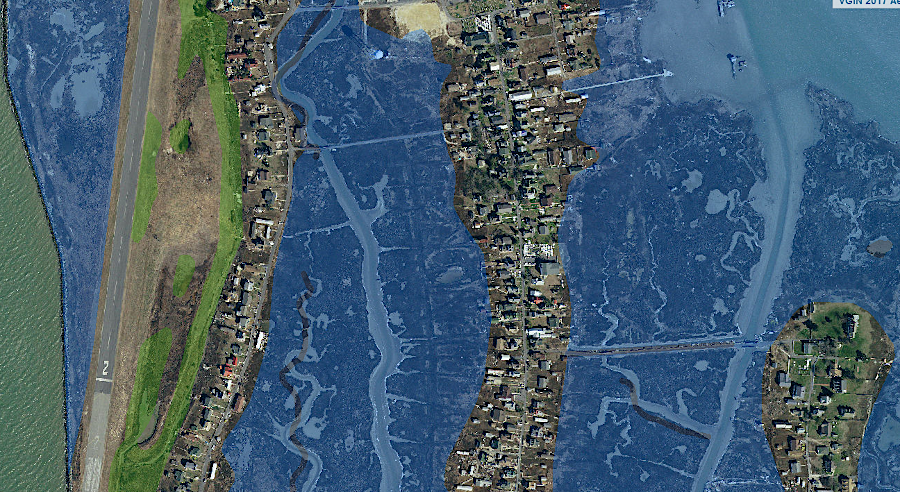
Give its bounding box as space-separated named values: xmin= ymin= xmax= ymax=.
xmin=131 ymin=112 xmax=162 ymax=243
xmin=170 ymin=119 xmax=191 ymax=154
xmin=172 ymin=254 xmax=195 ymax=297
xmin=108 ymin=0 xmax=242 ymax=490
xmin=119 ymin=329 xmax=172 ymax=445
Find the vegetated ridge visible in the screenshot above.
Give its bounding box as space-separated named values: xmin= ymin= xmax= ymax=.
xmin=762 ymin=302 xmax=894 ymax=492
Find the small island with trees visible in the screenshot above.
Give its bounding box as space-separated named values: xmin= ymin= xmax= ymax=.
xmin=763 ymin=302 xmax=894 ymax=491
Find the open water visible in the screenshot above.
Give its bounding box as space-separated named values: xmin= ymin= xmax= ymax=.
xmin=7 ymin=0 xmax=129 ymax=459
xmin=740 ymin=0 xmax=900 ymax=141
xmin=0 ymin=63 xmax=67 ymax=490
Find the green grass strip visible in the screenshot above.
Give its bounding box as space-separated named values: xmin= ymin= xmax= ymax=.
xmin=121 ymin=329 xmax=173 ymax=445
xmin=172 ymin=254 xmax=196 ymax=297
xmin=170 ymin=119 xmax=191 ymax=154
xmin=109 ymin=1 xmax=243 ymax=490
xmin=131 ymin=112 xmax=162 ymax=243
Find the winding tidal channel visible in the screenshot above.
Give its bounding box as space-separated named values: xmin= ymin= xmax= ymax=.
xmin=273 ymin=2 xmax=405 ymax=489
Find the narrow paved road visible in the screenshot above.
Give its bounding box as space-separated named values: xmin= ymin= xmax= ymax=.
xmin=81 ymin=0 xmax=160 ymax=489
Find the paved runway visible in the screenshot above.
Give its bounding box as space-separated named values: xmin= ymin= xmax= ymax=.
xmin=81 ymin=0 xmax=160 ymax=489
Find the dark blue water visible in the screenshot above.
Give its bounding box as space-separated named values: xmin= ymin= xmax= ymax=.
xmin=553 ymin=60 xmax=774 ymax=487
xmin=560 ymin=100 xmax=767 ymax=349
xmin=554 ymin=69 xmax=900 ymax=492
xmin=223 ymin=4 xmax=488 ymax=490
xmin=7 ymin=0 xmax=128 ymax=459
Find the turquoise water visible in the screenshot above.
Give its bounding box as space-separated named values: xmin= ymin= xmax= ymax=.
xmin=0 ymin=67 xmax=68 ymax=490
xmin=741 ymin=0 xmax=900 ymax=140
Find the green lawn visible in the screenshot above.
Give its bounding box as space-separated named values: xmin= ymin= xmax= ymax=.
xmin=131 ymin=112 xmax=162 ymax=243
xmin=172 ymin=254 xmax=196 ymax=297
xmin=116 ymin=328 xmax=172 ymax=449
xmin=170 ymin=119 xmax=192 ymax=154
xmin=109 ymin=1 xmax=243 ymax=490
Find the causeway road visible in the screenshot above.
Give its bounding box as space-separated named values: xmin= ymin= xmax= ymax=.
xmin=81 ymin=0 xmax=160 ymax=489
